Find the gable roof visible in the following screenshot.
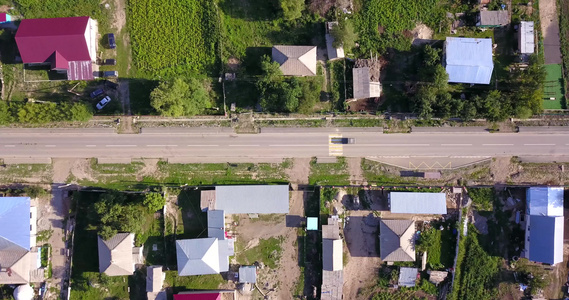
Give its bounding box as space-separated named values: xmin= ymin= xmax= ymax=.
xmin=389 ymin=192 xmax=447 ymax=214
xmin=527 ymin=187 xmax=564 ymax=216
xmin=97 ymin=233 xmax=135 ymax=276
xmin=528 ymin=215 xmax=563 ymax=264
xmin=146 ymin=265 xmax=164 ymax=293
xmin=16 ymin=17 xmax=92 ymax=64
xmin=379 ymin=219 xmax=415 ymax=262
xmin=519 ymin=21 xmax=535 ymax=54
xmin=272 ymin=46 xmax=317 ymax=76
xmin=322 ymin=239 xmax=343 ymax=271
xmin=213 ymin=185 xmax=289 ymax=214
xmin=0 ymin=197 xmax=31 ymax=251
xmin=479 ymin=10 xmax=509 ymax=26
xmin=176 ymin=238 xmax=224 ymax=276
xmin=445 ymin=37 xmax=494 ymax=84
xmin=353 ymin=67 xmax=381 ymax=99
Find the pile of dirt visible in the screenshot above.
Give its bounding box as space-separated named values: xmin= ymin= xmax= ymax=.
xmin=354 ymin=58 xmax=381 ymax=81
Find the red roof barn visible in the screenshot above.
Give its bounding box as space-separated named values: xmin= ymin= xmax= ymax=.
xmin=173 ymin=292 xmax=221 ymax=300
xmin=15 ymin=16 xmax=98 ymax=80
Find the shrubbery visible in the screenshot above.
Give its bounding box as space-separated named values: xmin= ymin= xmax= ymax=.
xmin=0 ymin=101 xmax=92 ymax=125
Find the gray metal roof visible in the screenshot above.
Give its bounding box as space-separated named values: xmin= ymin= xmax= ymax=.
xmin=528 ymin=215 xmax=563 ymax=264
xmin=272 ymin=46 xmax=317 ymax=76
xmin=207 ymin=210 xmax=226 ymax=240
xmin=0 ymin=197 xmax=31 ymax=251
xmin=176 ymin=238 xmax=227 ymax=276
xmin=527 ymin=187 xmax=564 ymax=216
xmin=445 ymin=37 xmax=493 ymax=84
xmin=214 ymin=185 xmax=289 ymax=214
xmin=379 ymin=219 xmax=415 ymax=262
xmin=146 ymin=265 xmax=163 ymax=293
xmin=239 ymin=265 xmax=257 ymax=283
xmin=479 ymin=10 xmax=509 ymax=26
xmin=97 ymin=233 xmax=135 ymax=276
xmin=398 ymin=267 xmax=418 ymax=287
xmin=0 ymin=251 xmax=31 ymax=284
xmin=353 ymin=67 xmax=381 ymax=99
xmin=322 ymin=218 xmax=340 ymax=240
xmin=519 ymin=21 xmax=535 ymax=54
xmin=389 ymin=192 xmax=447 ymax=214
xmin=322 ymin=239 xmax=343 ymax=271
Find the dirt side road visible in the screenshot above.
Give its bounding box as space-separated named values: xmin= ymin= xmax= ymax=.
xmin=539 ymin=0 xmax=563 ymax=64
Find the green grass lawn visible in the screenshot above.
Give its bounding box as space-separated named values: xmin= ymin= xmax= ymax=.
xmin=543 ymin=64 xmax=566 ymax=109
xmin=0 ymin=163 xmax=53 ymax=184
xmin=309 ymin=157 xmax=350 ymax=185
xmin=235 ymin=236 xmax=284 ymax=269
xmin=164 ymin=271 xmax=224 ymax=294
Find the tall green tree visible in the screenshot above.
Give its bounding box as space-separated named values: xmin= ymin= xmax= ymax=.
xmin=150 ymin=78 xmax=211 ymax=117
xmin=280 ymin=0 xmax=304 ymax=20
xmin=143 ymin=193 xmax=165 ymax=212
xmin=330 ymin=18 xmax=358 ymax=51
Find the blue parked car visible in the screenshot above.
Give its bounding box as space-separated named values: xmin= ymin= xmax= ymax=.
xmin=108 ymin=33 xmax=116 ymax=49
xmin=90 ymin=88 xmax=104 ymax=98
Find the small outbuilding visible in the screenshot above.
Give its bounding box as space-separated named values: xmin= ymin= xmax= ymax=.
xmin=398 ymin=267 xmax=418 ymax=287
xmin=307 ymin=217 xmax=318 ymax=231
xmin=239 ymin=265 xmax=257 ymax=283
xmin=477 ymin=10 xmax=509 ymax=28
xmin=518 ymin=21 xmax=535 ymax=55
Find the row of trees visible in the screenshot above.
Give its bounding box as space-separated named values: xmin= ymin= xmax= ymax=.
xmin=0 ymin=101 xmax=92 ymax=125
xmin=412 ymin=45 xmax=545 ymax=121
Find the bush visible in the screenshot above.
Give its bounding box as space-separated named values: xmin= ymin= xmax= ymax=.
xmin=468 ymin=188 xmax=494 ymax=211
xmin=0 ymin=101 xmax=92 ymax=125
xmin=143 ymin=193 xmax=165 ymax=212
xmin=150 ymin=78 xmax=212 ymax=117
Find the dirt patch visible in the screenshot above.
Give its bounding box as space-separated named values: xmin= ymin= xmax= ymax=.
xmin=0 ymin=5 xmax=11 ymax=13
xmin=539 ymin=0 xmax=563 ymax=64
xmin=412 ymin=23 xmax=434 ymax=40
xmin=52 ymin=159 xmax=76 ymax=183
xmin=346 ymin=158 xmax=365 ymax=185
xmin=343 ymin=210 xmax=381 ymax=299
xmin=286 ymin=158 xmax=311 ymax=185
xmin=136 ymin=158 xmax=160 ymax=181
xmin=54 ymin=159 xmax=97 ymax=183
xmin=112 ymin=0 xmax=132 ymax=114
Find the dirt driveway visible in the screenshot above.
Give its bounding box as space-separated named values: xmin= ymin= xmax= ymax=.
xmin=539 ymin=0 xmax=563 ymax=64
xmin=343 ymin=210 xmax=381 ymax=299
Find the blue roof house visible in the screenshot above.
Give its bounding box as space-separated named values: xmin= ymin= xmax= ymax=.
xmin=444 ymin=37 xmax=494 ymax=85
xmin=524 ymin=187 xmax=564 ymax=265
xmin=0 ymin=197 xmax=36 ymax=284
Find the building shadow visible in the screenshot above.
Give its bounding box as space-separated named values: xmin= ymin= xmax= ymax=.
xmin=344 ymin=215 xmax=380 ymax=257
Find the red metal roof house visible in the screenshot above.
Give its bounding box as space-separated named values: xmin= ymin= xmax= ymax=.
xmin=15 ymin=16 xmax=98 ymax=80
xmin=173 ymin=292 xmax=221 ymax=300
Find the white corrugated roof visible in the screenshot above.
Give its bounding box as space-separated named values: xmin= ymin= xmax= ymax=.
xmin=527 ymin=187 xmax=564 ymax=216
xmin=398 ymin=267 xmax=418 ymax=287
xmin=390 ymin=192 xmax=447 ymax=214
xmin=519 ymin=21 xmax=535 ymax=54
xmin=445 ymin=37 xmax=494 ymax=84
xmin=215 ymin=185 xmax=289 ymax=214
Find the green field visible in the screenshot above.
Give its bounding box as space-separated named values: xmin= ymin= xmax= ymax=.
xmin=127 ymin=0 xmax=219 ymax=77
xmin=543 ymin=64 xmax=566 ymax=109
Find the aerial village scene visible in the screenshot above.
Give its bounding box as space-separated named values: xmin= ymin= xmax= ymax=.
xmin=0 ymin=0 xmax=569 ymax=299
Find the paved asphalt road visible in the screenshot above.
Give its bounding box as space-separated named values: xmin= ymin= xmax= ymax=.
xmin=0 ymin=129 xmax=568 ymax=159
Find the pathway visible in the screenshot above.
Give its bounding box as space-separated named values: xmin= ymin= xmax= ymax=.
xmin=539 ymin=0 xmax=562 ymax=64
